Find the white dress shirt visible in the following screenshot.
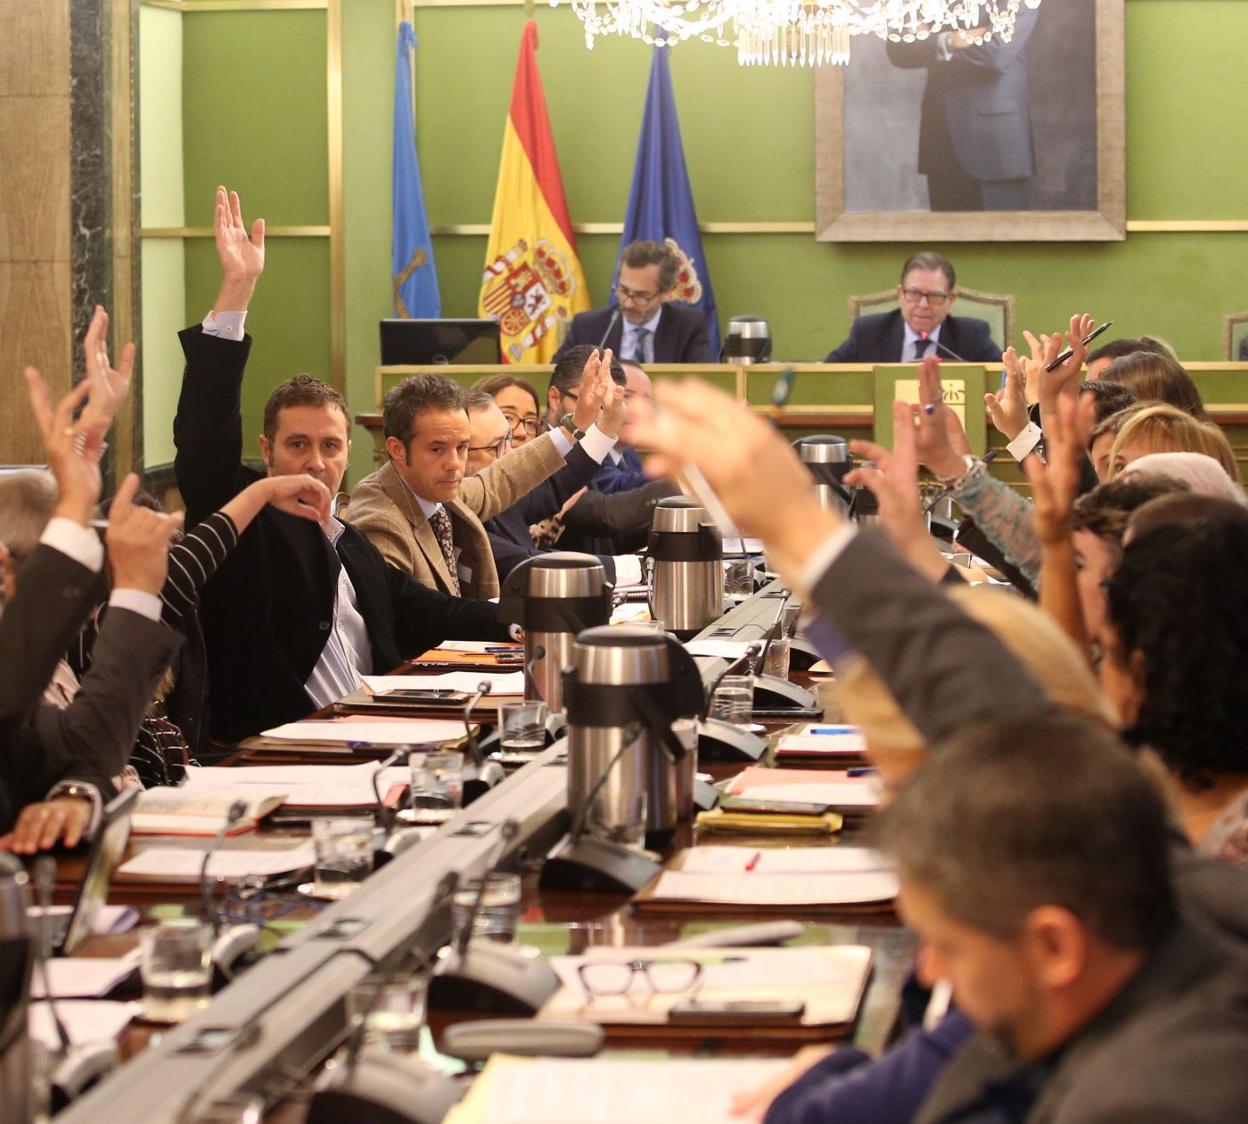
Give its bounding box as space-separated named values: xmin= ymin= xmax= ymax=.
xmin=620 ymin=309 xmax=662 ymax=365
xmin=902 ymin=321 xmax=943 ymax=363
xmin=304 ymin=518 xmax=372 ymax=708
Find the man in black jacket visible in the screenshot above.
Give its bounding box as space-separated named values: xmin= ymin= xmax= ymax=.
xmin=174 ymin=187 xmax=507 ymax=743
xmin=825 ymin=251 xmax=1001 ymax=364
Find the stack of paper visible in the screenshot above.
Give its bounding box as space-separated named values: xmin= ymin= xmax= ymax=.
xmin=31 ymin=950 xmax=141 ymax=999
xmin=774 ymin=724 xmax=868 ymax=763
xmin=117 ymin=845 xmax=316 ymax=883
xmin=183 ymin=762 xmax=411 ymax=813
xmin=446 ymin=1056 xmax=791 ymax=1124
xmin=727 ymin=765 xmax=880 ymax=813
xmin=131 ymin=785 xmax=288 ymax=836
xmin=540 ymin=944 xmax=873 ymax=1030
xmin=258 ymin=716 xmax=467 ymax=748
xmin=363 ymin=671 xmax=524 ymax=697
xmin=29 ymin=1001 xmax=139 ymax=1049
xmin=637 ymin=846 xmax=898 ymax=910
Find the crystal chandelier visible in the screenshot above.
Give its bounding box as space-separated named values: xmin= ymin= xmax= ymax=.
xmin=549 ymin=0 xmax=1043 ymax=67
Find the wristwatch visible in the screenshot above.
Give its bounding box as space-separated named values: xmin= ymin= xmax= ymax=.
xmin=45 ymin=780 xmax=103 ymax=838
xmin=559 ymin=413 xmax=587 ymax=440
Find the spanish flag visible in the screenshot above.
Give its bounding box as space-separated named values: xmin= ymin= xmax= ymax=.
xmin=479 ymin=21 xmax=590 ymax=364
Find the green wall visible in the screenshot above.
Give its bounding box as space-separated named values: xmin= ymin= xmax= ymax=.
xmin=138 ymin=0 xmax=1248 ymax=485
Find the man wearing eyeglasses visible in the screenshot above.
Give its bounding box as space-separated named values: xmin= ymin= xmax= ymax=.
xmin=554 ymin=241 xmax=715 ymax=366
xmin=824 ymin=251 xmax=1002 ymax=364
xmin=348 ymin=361 xmax=616 ymax=600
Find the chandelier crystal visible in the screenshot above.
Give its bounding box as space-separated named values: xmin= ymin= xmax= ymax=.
xmin=549 ymin=0 xmax=1043 ymax=67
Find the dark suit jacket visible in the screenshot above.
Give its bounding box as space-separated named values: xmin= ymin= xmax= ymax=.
xmin=0 ymin=546 xmax=180 ymax=834
xmin=559 ymin=477 xmax=681 ymax=557
xmin=173 ymin=326 xmax=506 ymax=742
xmin=555 ymin=303 xmax=715 ymax=364
xmin=592 ymin=446 xmax=649 ymax=495
xmin=825 ymin=310 xmax=1002 ymax=364
xmin=914 ymin=921 xmax=1248 ymax=1124
xmin=887 ymin=9 xmax=1038 ymax=183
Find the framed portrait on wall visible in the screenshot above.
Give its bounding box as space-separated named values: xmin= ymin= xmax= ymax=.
xmin=815 ymin=0 xmax=1124 ymax=241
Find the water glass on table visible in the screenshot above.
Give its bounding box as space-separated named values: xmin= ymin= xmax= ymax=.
xmin=346 ymin=974 xmax=428 ymax=1052
xmin=408 ymin=750 xmax=464 ymax=824
xmin=452 ymin=871 xmax=523 ymax=944
xmin=497 ymin=700 xmax=548 ymax=754
xmin=764 ymin=635 xmax=791 ymax=680
xmin=312 ymin=817 xmax=374 ymax=899
xmin=140 ymin=922 xmax=212 ymax=1022
xmin=710 ymin=673 xmax=754 ymax=725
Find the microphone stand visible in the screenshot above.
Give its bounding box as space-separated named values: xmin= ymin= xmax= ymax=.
xmin=199 ymin=800 xmax=248 ymax=936
xmin=596 ymin=308 xmax=620 ymax=351
xmin=370 ymin=746 xmax=419 ymax=835
xmin=462 ymin=682 xmax=493 ymax=769
xmin=33 ymin=859 xmax=70 ymax=1054
xmin=696 ymin=642 xmax=768 ymax=764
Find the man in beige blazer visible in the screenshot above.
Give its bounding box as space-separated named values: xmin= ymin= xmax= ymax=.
xmin=348 ymin=357 xmax=619 ymax=599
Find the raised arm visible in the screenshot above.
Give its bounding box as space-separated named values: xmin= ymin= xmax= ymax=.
xmin=173 ymin=186 xmax=267 ymax=521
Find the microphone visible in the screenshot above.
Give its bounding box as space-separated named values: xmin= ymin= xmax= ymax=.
xmin=596 ymin=308 xmax=620 ymax=350
xmin=199 ymin=800 xmax=248 ymax=935
xmin=924 ymin=334 xmax=968 ymax=364
xmin=523 ymin=643 xmax=546 ymax=703
xmin=755 ymin=592 xmax=791 ymax=681
xmin=700 ymin=642 xmax=762 ymax=722
xmin=0 ymin=854 xmax=35 ymax=1121
xmin=370 ymin=746 xmax=421 ymax=834
xmin=454 ymin=820 xmax=520 ymax=958
xmin=34 ymin=858 xmax=70 ymax=1055
xmin=564 ymin=722 xmax=645 ymax=846
xmin=462 ymin=681 xmax=493 ymax=769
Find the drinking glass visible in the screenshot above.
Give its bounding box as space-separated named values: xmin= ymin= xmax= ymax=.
xmin=140 ymin=922 xmax=212 ymax=1022
xmin=408 ymin=751 xmax=465 ymax=824
xmin=497 ymin=700 xmax=548 ymax=754
xmin=764 ymin=636 xmax=791 ymax=680
xmin=346 ymin=975 xmax=428 ymax=1052
xmin=312 ymin=818 xmax=374 ymax=898
xmin=709 ymin=674 xmax=754 ymax=725
xmin=451 ymin=871 xmax=523 ymax=944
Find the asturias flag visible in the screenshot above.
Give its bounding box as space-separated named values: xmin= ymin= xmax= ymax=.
xmin=392 ymin=21 xmax=440 ymax=318
xmin=618 ymin=46 xmax=718 ymax=347
xmin=479 ymin=20 xmax=591 ymax=364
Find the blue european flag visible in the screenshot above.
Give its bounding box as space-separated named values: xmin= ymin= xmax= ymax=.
xmin=618 ymin=46 xmax=718 ymax=347
xmin=392 ymin=21 xmax=440 ymax=318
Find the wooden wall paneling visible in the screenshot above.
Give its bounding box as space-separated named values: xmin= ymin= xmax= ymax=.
xmin=0 ymin=94 xmax=71 ymax=262
xmin=0 ymin=0 xmax=70 ymax=96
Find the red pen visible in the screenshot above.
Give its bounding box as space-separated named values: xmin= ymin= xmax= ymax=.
xmin=744 ymin=851 xmax=762 ymax=872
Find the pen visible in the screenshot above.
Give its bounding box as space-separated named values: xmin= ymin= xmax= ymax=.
xmin=847 ymin=766 xmax=878 ymax=777
xmin=808 ymin=726 xmax=859 ymax=735
xmin=744 ymin=851 xmax=762 ymax=872
xmin=1044 ymin=320 xmax=1113 ymax=372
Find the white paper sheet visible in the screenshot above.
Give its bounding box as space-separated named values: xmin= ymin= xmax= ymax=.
xmin=31 ymin=951 xmax=141 ymax=999
xmin=29 ymin=904 xmax=138 ymax=936
xmin=435 ymin=641 xmax=519 ymax=654
xmin=117 ymin=846 xmax=316 ymax=881
xmin=363 ymin=672 xmax=524 ymax=695
xmin=182 ymin=763 xmax=411 ymax=808
xmin=485 ymin=1057 xmax=790 ymax=1124
xmin=735 ymin=782 xmax=880 ymax=809
xmin=29 ymin=1000 xmax=140 ymax=1048
xmin=647 ymin=868 xmax=898 ymax=906
xmin=678 ymin=845 xmax=892 ymax=876
xmin=258 ymin=719 xmax=466 ymax=745
xmin=683 ymin=639 xmax=755 ymax=660
xmin=776 ymin=726 xmax=867 ymax=755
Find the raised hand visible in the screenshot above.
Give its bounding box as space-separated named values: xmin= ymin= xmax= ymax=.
xmin=1030 ymin=313 xmax=1094 ymax=416
xmin=25 ymin=367 xmax=105 ymax=526
xmin=106 ymin=473 xmax=183 ymax=595
xmin=846 ymin=401 xmax=951 ymax=582
xmin=913 ymin=356 xmax=972 ymax=478
xmin=1022 ymin=393 xmax=1093 ymax=547
xmin=212 ymin=185 xmax=266 ymax=312
xmin=571 ymin=348 xmax=611 ymax=433
xmin=77 ymin=305 xmax=136 ymax=435
xmin=637 ymin=379 xmax=839 ymax=581
xmin=986 ymin=346 xmax=1030 ymax=440
xmin=599 ymin=359 xmax=628 ymax=439
xmin=264 ymin=474 xmax=332 ymax=523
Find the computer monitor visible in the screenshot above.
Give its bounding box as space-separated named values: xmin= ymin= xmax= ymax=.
xmin=379 ymin=319 xmax=501 ymax=366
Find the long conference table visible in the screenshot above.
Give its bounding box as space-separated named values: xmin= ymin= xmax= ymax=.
xmin=47 ymin=582 xmax=916 ymax=1122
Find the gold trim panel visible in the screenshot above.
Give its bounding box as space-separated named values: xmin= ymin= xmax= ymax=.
xmin=327 ymin=0 xmax=346 ymax=393
xmin=140 ymin=1 xmax=328 ymax=11
xmin=429 ymin=220 xmax=1248 ymax=237
xmin=140 ymin=226 xmax=332 ymax=237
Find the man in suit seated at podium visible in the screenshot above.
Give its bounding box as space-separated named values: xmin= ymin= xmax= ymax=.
xmin=824 ymin=251 xmax=1002 ymax=364
xmin=349 ymin=362 xmax=615 ymax=601
xmin=554 ymin=240 xmax=715 ymax=365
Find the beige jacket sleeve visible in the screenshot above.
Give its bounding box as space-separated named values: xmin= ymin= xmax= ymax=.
xmin=459 ymin=433 xmax=566 ymax=521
